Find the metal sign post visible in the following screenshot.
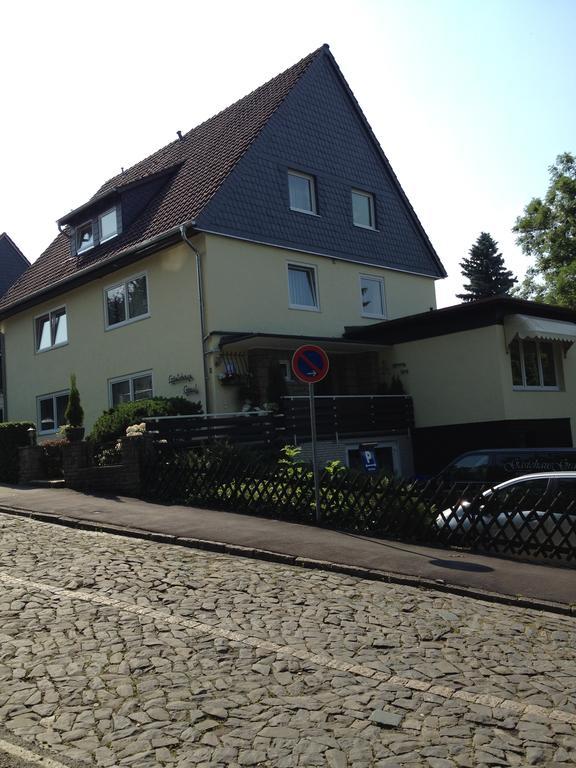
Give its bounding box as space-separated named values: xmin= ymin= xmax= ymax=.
xmin=291 ymin=345 xmax=330 ymax=524
xmin=308 ymin=382 xmax=321 ymax=522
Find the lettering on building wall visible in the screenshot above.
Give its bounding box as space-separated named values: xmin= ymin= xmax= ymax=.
xmin=168 ymin=373 xmax=199 ymax=397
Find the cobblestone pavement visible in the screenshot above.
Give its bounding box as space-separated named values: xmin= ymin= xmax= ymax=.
xmin=0 ymin=513 xmax=575 ymax=767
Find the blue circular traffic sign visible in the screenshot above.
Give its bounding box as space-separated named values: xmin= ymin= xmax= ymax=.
xmin=291 ymin=345 xmax=330 ymax=384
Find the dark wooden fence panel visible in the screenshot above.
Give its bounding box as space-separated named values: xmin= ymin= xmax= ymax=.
xmin=140 ymin=444 xmax=576 ymax=565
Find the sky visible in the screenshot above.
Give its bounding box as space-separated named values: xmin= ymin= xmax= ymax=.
xmin=1 ymin=0 xmax=574 ymax=307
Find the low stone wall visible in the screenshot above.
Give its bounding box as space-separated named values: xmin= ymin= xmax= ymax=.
xmin=19 ymin=437 xmax=148 ymax=497
xmin=19 ymin=445 xmax=45 ymax=484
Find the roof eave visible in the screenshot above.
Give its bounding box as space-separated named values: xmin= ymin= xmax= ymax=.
xmin=0 ymin=220 xmax=197 ymax=321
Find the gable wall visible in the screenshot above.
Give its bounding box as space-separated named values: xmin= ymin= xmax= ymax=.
xmin=197 ymin=54 xmax=442 ymax=278
xmin=0 ymin=238 xmax=28 ymax=298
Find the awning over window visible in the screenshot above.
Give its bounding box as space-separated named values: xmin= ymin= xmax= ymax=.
xmin=504 ymin=314 xmax=576 ymax=348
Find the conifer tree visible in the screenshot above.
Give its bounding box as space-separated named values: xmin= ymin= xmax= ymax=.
xmin=457 ymin=232 xmax=517 ymax=302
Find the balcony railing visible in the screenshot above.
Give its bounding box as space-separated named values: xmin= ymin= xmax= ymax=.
xmin=281 ymin=395 xmax=414 ymax=443
xmin=143 ymin=396 xmax=414 ymax=448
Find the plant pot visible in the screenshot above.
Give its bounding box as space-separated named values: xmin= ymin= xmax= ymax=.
xmin=66 ymin=427 xmax=85 ymax=442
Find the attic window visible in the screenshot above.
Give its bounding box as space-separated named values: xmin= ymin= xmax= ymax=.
xmin=73 ymin=205 xmax=120 ymax=255
xmin=76 ymin=222 xmax=94 ymax=254
xmin=99 ymin=208 xmax=119 ymax=243
xmin=288 ymin=171 xmax=317 ymax=214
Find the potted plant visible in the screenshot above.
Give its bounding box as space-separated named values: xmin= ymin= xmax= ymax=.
xmin=62 ymin=374 xmax=85 ymax=442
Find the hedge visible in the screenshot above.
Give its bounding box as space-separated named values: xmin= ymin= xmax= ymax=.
xmin=0 ymin=422 xmax=35 ymax=483
xmin=89 ymin=397 xmax=202 ymax=443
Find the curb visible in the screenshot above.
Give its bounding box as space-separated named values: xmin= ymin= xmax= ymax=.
xmin=0 ymin=503 xmax=573 ymax=617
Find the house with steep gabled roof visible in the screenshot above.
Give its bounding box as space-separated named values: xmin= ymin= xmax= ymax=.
xmin=0 ymin=233 xmax=29 ymax=299
xmin=0 ymin=233 xmax=30 ymax=420
xmin=0 ymin=44 xmax=451 ymax=474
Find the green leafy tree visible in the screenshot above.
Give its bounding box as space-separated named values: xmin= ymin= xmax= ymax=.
xmin=457 ymin=232 xmax=517 ymax=301
xmin=513 ymin=152 xmax=576 ymax=308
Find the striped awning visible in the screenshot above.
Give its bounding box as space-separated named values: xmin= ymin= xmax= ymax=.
xmin=504 ymin=314 xmax=576 ymax=347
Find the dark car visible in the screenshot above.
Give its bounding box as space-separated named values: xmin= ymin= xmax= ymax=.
xmin=436 ymin=448 xmax=576 ymax=486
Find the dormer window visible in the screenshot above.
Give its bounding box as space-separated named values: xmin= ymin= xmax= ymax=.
xmin=99 ymin=208 xmax=119 ymax=243
xmin=73 ymin=205 xmax=121 ymax=255
xmin=76 ymin=222 xmax=94 ymax=254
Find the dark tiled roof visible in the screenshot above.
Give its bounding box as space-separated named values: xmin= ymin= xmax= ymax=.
xmin=0 ymin=233 xmax=30 ymax=299
xmin=0 ymin=46 xmax=322 ymax=316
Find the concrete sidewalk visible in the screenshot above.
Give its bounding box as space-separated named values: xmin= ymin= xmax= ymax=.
xmin=0 ymin=484 xmax=574 ymax=613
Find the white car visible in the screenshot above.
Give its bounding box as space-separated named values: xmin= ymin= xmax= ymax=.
xmin=436 ymin=472 xmax=576 ymax=552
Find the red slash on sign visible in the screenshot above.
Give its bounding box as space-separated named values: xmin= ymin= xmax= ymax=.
xmin=291 ymin=345 xmax=330 ymax=384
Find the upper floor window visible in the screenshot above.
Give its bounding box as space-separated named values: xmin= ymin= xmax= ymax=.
xmin=510 ymin=338 xmax=558 ymax=390
xmin=35 ymin=307 xmax=68 ymax=352
xmin=360 ymin=275 xmax=386 ymax=318
xmin=352 ymin=190 xmax=376 ymax=229
xmin=109 ymin=371 xmax=153 ymax=406
xmin=76 ymin=222 xmax=94 ymax=254
xmin=38 ymin=390 xmax=69 ymax=434
xmin=75 ymin=205 xmax=120 ymax=255
xmin=288 ymin=170 xmax=317 ymax=214
xmin=99 ymin=208 xmax=119 ymax=243
xmin=105 ymin=273 xmax=149 ymax=329
xmin=288 ymin=263 xmax=319 ymax=311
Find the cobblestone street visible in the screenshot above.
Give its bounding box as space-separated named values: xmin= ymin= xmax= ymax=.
xmin=0 ymin=512 xmax=575 ymax=767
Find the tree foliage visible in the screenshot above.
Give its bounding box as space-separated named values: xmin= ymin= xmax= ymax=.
xmin=457 ymin=232 xmax=517 ymax=302
xmin=513 ymin=152 xmax=576 ymax=308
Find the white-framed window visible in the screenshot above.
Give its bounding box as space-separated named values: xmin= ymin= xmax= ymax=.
xmin=360 ymin=275 xmax=386 ymax=318
xmin=104 ymin=273 xmax=149 ymax=329
xmin=288 ymin=263 xmax=319 ymax=311
xmin=352 ymin=189 xmax=376 ymax=229
xmin=35 ymin=307 xmax=68 ymax=352
xmin=37 ymin=391 xmax=69 ymax=435
xmin=510 ymin=338 xmax=559 ymax=390
xmin=76 ymin=222 xmax=94 ymax=254
xmin=109 ymin=371 xmax=154 ymax=407
xmin=74 ymin=204 xmax=121 ymax=255
xmin=99 ymin=208 xmax=119 ymax=243
xmin=288 ymin=170 xmax=317 ymax=214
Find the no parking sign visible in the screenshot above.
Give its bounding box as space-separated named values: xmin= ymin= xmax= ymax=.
xmin=291 ymin=345 xmax=330 ymax=523
xmin=291 ymin=345 xmax=330 ymax=384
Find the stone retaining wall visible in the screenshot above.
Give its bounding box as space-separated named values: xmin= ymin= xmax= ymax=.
xmin=20 ymin=437 xmax=147 ymax=497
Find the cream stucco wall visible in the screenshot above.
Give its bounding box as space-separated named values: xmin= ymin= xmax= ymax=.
xmin=202 ymin=235 xmax=437 ymax=336
xmin=393 ymin=324 xmax=576 ymax=439
xmin=3 ymin=240 xmax=205 ymax=434
xmin=201 ymin=235 xmax=436 ymax=412
xmin=2 ymin=232 xmax=439 ymax=431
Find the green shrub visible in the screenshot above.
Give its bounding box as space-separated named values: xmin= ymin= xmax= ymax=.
xmin=0 ymin=422 xmax=35 ymax=483
xmin=64 ymin=373 xmax=84 ymax=428
xmin=89 ymin=397 xmax=202 ymax=443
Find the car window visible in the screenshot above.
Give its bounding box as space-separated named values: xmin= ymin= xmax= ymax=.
xmin=444 ymin=454 xmax=490 ymax=482
xmin=484 ymin=479 xmax=550 ymax=514
xmin=553 ymin=478 xmax=576 ymax=507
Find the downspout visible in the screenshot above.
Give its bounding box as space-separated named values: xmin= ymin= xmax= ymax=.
xmin=179 ymin=224 xmax=210 ymax=413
